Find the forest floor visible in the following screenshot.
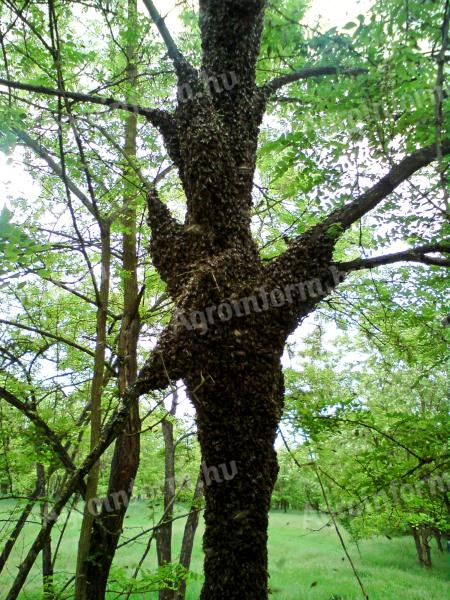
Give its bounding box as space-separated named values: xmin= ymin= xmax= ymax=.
xmin=0 ymin=501 xmax=448 ymax=599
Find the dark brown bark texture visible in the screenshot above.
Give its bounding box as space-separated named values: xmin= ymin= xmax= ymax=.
xmin=176 ymin=471 xmax=204 ymax=600
xmin=140 ymin=4 xmax=345 ymax=599
xmin=130 ymin=1 xmax=450 ymax=598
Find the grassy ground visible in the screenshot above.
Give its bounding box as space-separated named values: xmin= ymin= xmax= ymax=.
xmin=0 ymin=500 xmax=448 ymax=599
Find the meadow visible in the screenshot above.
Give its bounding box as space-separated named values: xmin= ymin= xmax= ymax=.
xmin=0 ymin=501 xmax=448 ymax=599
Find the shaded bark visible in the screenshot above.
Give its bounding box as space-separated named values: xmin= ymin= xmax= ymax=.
xmin=412 ymin=527 xmax=432 ymax=568
xmin=432 ymin=528 xmax=444 ymax=552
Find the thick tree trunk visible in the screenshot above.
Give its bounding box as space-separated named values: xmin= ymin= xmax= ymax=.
xmin=186 ymin=348 xmax=284 ymax=600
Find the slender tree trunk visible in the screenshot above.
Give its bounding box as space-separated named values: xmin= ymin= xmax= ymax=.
xmin=421 ymin=528 xmax=432 ymax=568
xmin=412 ymin=527 xmax=425 ymax=565
xmin=37 ymin=464 xmax=55 ymax=600
xmin=75 ymin=226 xmax=111 ymax=599
xmin=84 ymin=3 xmax=142 ymax=593
xmin=412 ymin=527 xmax=432 ymax=568
xmin=156 ymin=395 xmax=177 ymax=600
xmin=432 ymin=528 xmax=444 ymax=552
xmin=176 ymin=471 xmax=204 ymax=600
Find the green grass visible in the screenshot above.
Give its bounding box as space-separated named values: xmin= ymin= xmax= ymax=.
xmin=0 ymin=501 xmax=448 ymax=599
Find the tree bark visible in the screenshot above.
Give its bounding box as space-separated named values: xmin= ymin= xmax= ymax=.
xmin=432 ymin=528 xmax=444 ymax=552
xmin=185 ymin=350 xmax=284 ymax=600
xmin=75 ymin=225 xmax=111 ymax=599
xmin=412 ymin=527 xmax=432 ymax=568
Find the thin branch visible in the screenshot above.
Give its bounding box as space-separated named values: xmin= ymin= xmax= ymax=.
xmin=321 ymin=140 xmax=450 ymax=233
xmin=0 ymin=318 xmax=116 ymax=371
xmin=4 ymin=347 xmax=173 ymax=600
xmin=261 ymin=65 xmax=367 ymax=95
xmin=337 ymin=244 xmax=450 ymax=272
xmin=0 ymin=77 xmax=171 ymax=129
xmin=142 ymin=0 xmax=192 ymax=75
xmin=13 ymin=128 xmax=95 ymax=215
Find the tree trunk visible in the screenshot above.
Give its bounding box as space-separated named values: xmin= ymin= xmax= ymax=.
xmin=83 ymin=2 xmax=141 ymax=593
xmin=186 ymin=351 xmax=284 ymax=600
xmin=75 ymin=226 xmax=111 ymax=599
xmin=176 ymin=471 xmax=204 ymax=600
xmin=420 ymin=528 xmax=432 ymax=568
xmin=412 ymin=527 xmax=425 ymax=565
xmin=432 ymin=528 xmax=444 ymax=552
xmin=412 ymin=527 xmax=432 ymax=568
xmin=37 ymin=464 xmax=55 ymax=600
xmin=157 ymin=399 xmax=177 ymax=600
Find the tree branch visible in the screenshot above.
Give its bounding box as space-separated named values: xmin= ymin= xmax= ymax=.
xmin=320 ymin=140 xmax=450 ymax=233
xmin=0 ymin=318 xmax=115 ymax=374
xmin=261 ymin=65 xmax=367 ymax=95
xmin=142 ymin=0 xmax=194 ymax=78
xmin=0 ymin=77 xmax=171 ymax=130
xmin=337 ymin=244 xmax=450 ymax=272
xmin=263 ymin=141 xmax=450 ymax=328
xmin=147 ymin=186 xmax=190 ymax=299
xmin=4 ymin=346 xmax=178 ymax=600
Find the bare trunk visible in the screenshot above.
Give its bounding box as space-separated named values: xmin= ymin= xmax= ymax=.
xmin=176 ymin=471 xmax=204 ymax=600
xmin=433 ymin=528 xmax=444 ymax=552
xmin=421 ymin=529 xmax=432 ymax=568
xmin=37 ymin=464 xmax=55 ymax=600
xmin=412 ymin=527 xmax=432 ymax=568
xmin=157 ymin=402 xmax=177 ymax=600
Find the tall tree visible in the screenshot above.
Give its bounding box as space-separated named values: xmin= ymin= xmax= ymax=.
xmin=0 ymin=0 xmax=449 ymax=598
